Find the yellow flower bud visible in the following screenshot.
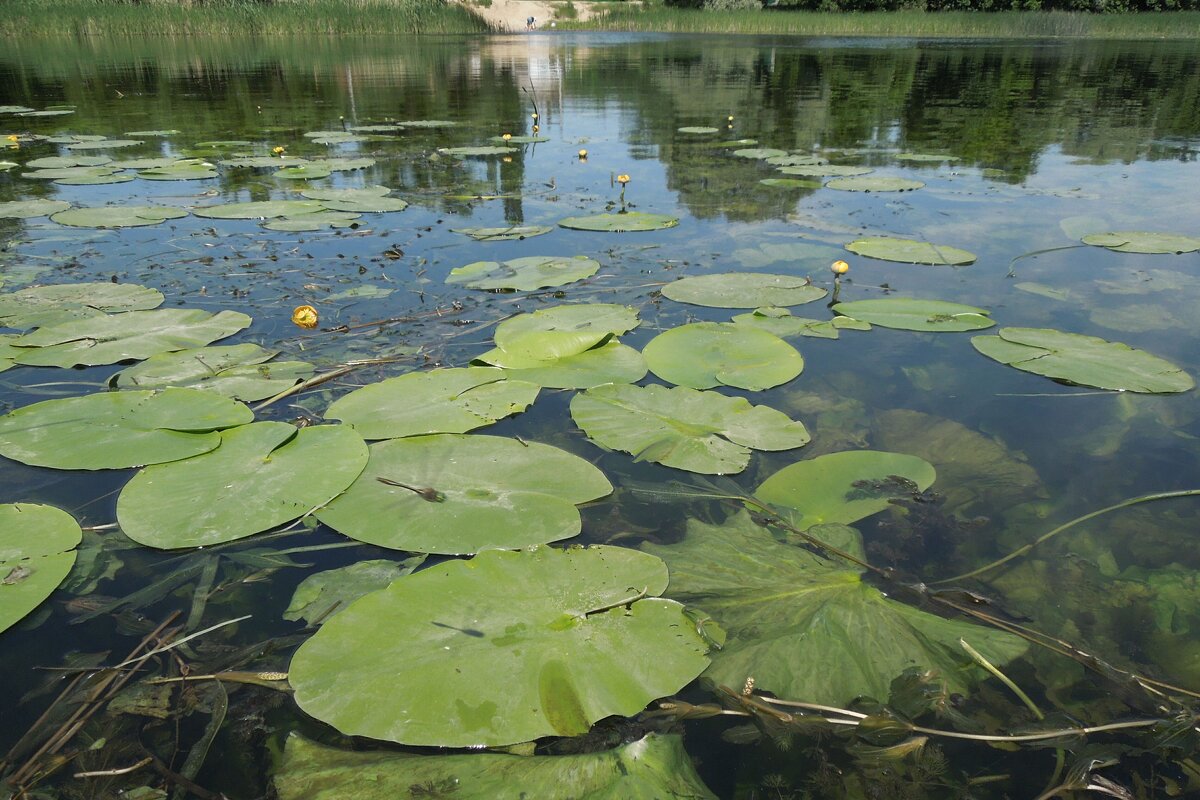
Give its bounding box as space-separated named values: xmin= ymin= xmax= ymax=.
xmin=291 ymin=305 xmax=319 ymax=329
xmin=831 ymin=260 xmax=850 ymax=275
xmin=578 ymin=149 xmax=588 ymax=158
xmin=617 ymin=174 xmax=630 ymax=185
xmin=502 ymin=133 xmax=512 ymax=140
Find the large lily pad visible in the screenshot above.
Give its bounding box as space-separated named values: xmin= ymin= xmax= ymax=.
xmin=733 ymin=148 xmax=788 ymax=159
xmin=845 ymin=237 xmax=976 ymax=266
xmin=0 ymin=282 xmax=164 ymax=329
xmin=289 ymin=545 xmax=712 ymax=746
xmin=1081 ymin=231 xmax=1200 ymax=254
xmin=832 ymin=298 xmax=994 ymax=332
xmin=325 ymin=367 xmax=539 ymax=439
xmin=263 ymin=211 xmax=361 ymax=232
xmin=299 ymin=186 xmax=408 ymax=213
xmin=972 ymin=327 xmax=1194 ymax=393
xmin=451 ymin=225 xmax=553 ymax=241
xmin=489 ymin=303 xmax=639 ymax=362
xmin=438 ymin=146 xmax=516 ymax=156
xmin=272 ymin=164 xmax=333 ymax=180
xmin=0 ymin=388 xmax=252 ymax=470
xmin=661 ymin=273 xmax=826 ymax=309
xmin=486 ymin=341 xmax=648 ymax=389
xmin=138 ymin=161 xmax=218 ymax=181
xmin=192 ymin=200 xmax=326 ymax=220
xmin=0 ymin=200 xmax=71 ymax=219
xmin=11 ymin=308 xmax=251 ymax=368
xmin=755 ymin=449 xmax=937 ymax=530
xmin=558 ymin=213 xmax=679 ymax=232
xmin=315 ymin=434 xmax=612 ymax=554
xmin=643 ymin=511 xmax=1026 ymax=705
xmin=25 ymin=156 xmax=111 ymax=168
xmin=117 ymin=422 xmax=368 ymax=549
xmin=778 ymin=164 xmax=871 ymax=177
xmin=446 ymin=256 xmax=600 ymax=291
xmin=826 ymin=176 xmax=924 ymax=192
xmin=732 ymin=307 xmax=871 ymax=339
xmin=283 ymin=558 xmax=425 ymax=625
xmin=571 ymin=383 xmax=809 ymax=475
xmin=678 ymin=126 xmax=720 ymax=134
xmin=110 ymin=344 xmax=313 ymax=401
xmin=64 ymin=138 xmax=143 ymax=150
xmin=643 ymin=322 xmax=803 ymax=391
xmin=275 ymin=734 xmax=716 ymax=800
xmin=50 ymin=205 xmax=187 ymax=229
xmin=0 ymin=503 xmax=82 ymax=634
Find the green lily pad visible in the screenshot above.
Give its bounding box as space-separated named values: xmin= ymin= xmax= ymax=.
xmin=55 ymin=173 xmax=136 ymax=186
xmin=399 ymin=119 xmax=457 ymax=128
xmin=26 ymin=156 xmax=111 ymax=168
xmin=315 ymin=434 xmax=612 ymax=554
xmin=262 ymin=212 xmax=361 ymax=232
xmin=110 ymin=344 xmax=313 ymax=401
xmin=643 ymin=511 xmax=1026 ymax=705
xmin=192 ymin=200 xmax=325 ymax=220
xmin=661 ymin=273 xmax=826 ymax=309
xmin=755 ymin=449 xmax=936 ymax=530
xmin=678 ymin=126 xmax=720 ymax=134
xmin=117 ymin=422 xmax=369 ymax=549
xmin=0 ymin=335 xmax=20 ymax=372
xmin=895 ymin=152 xmax=957 ymax=162
xmin=765 ymin=154 xmax=824 ymax=167
xmin=138 ymin=161 xmax=218 ymax=181
xmin=489 ymin=303 xmax=639 ymax=363
xmin=571 ymin=383 xmax=809 ymax=475
xmin=275 ymin=734 xmax=716 ymax=800
xmin=299 ymin=186 xmax=407 ymax=212
xmin=0 ymin=160 xmax=17 ymax=172
xmin=778 ymin=164 xmax=872 ymax=177
xmin=50 ymin=205 xmax=187 ymax=229
xmin=831 ymin=298 xmax=994 ymax=332
xmin=0 ymin=200 xmax=71 ymax=219
xmin=845 ymin=236 xmax=976 ymax=266
xmin=311 ymin=157 xmax=376 ymax=172
xmin=643 ymin=322 xmax=803 ymax=391
xmin=759 ymin=178 xmax=823 ymax=189
xmin=0 ymin=105 xmax=34 ymax=113
xmin=19 ymin=109 xmax=75 ymax=117
xmin=558 ymin=212 xmax=679 ymax=232
xmin=283 ymin=557 xmax=425 ymax=625
xmin=273 ymin=164 xmax=333 ymax=180
xmin=0 ymin=504 xmax=82 ymax=634
xmin=1081 ymin=231 xmax=1200 ymax=254
xmin=324 ymin=285 xmax=394 ymax=302
xmin=325 ymin=367 xmax=539 ymax=440
xmin=64 ymin=139 xmax=143 ymax=150
xmin=24 ymin=166 xmax=124 ymax=181
xmin=972 ymin=327 xmax=1194 ymax=393
xmin=451 ymin=225 xmax=553 ymax=241
xmin=348 ymin=124 xmax=403 ymax=132
xmin=11 ymin=308 xmax=251 ymax=368
xmin=486 ymin=341 xmax=647 ymax=389
xmin=110 ymin=157 xmax=183 ymax=169
xmin=713 ymin=139 xmax=758 ymax=147
xmin=220 ymin=156 xmax=311 ymax=169
xmin=732 ymin=307 xmax=871 ymax=339
xmin=0 ymin=282 xmax=163 ymax=329
xmin=826 ymin=176 xmax=924 ymax=192
xmin=733 ymin=148 xmax=788 ymax=159
xmin=0 ymin=388 xmax=252 ymax=470
xmin=193 ymin=140 xmax=253 ymax=148
xmin=289 ymin=545 xmax=711 ymax=746
xmin=488 ymin=135 xmax=549 ymax=144
xmin=125 ymin=130 xmax=180 ymax=136
xmin=305 ymin=131 xmax=371 ymax=145
xmin=447 ymin=255 xmax=600 ymax=291
xmin=438 ymin=146 xmax=516 ymax=156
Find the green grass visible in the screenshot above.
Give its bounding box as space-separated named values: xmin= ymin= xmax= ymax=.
xmin=0 ymin=0 xmax=488 ymax=37
xmin=561 ymin=8 xmax=1200 ymax=38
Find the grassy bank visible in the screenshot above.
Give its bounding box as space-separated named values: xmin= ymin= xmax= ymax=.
xmin=561 ymin=7 xmax=1200 ymax=37
xmin=0 ymin=0 xmax=488 ymax=37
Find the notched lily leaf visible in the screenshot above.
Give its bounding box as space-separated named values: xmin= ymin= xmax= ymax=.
xmin=661 ymin=273 xmax=826 ymax=309
xmin=643 ymin=322 xmax=803 ymax=392
xmin=0 ymin=503 xmax=82 ymax=634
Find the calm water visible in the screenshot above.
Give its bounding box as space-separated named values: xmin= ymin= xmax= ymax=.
xmin=2 ymin=33 xmax=1200 ymax=798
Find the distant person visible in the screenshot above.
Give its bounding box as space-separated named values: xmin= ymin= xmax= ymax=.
xmin=526 ymin=15 xmax=536 ymax=30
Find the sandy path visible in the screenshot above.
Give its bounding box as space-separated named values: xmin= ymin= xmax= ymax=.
xmin=462 ymin=0 xmax=596 ymax=31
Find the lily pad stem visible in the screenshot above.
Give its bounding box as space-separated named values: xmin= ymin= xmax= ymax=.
xmin=935 ymin=488 xmax=1200 ymax=585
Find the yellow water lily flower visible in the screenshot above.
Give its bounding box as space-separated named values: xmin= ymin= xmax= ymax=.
xmin=831 ymin=260 xmax=850 ymax=275
xmin=578 ymin=149 xmax=588 ymax=159
xmin=617 ymin=174 xmax=630 ymax=186
xmin=502 ymin=133 xmax=512 ymax=141
xmin=291 ymin=305 xmax=319 ymax=329
xmin=272 ymin=145 xmax=286 ymax=155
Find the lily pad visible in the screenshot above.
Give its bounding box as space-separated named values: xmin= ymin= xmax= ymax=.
xmin=732 ymin=307 xmax=871 ymax=339
xmin=311 ymin=157 xmax=375 ymax=172
xmin=117 ymin=422 xmax=369 ymax=549
xmin=110 ymin=157 xmax=184 ymax=169
xmin=0 ymin=504 xmax=82 ymax=634
xmin=733 ymin=148 xmax=788 ymax=160
xmin=778 ymin=164 xmax=871 ymax=177
xmin=661 ymin=273 xmax=826 ymax=309
xmin=451 ymin=225 xmax=553 ymax=241
xmin=325 ymin=367 xmax=539 ymax=439
xmin=759 ymin=178 xmax=823 ymax=189
xmin=488 ymin=135 xmax=549 ymax=144
xmin=972 ymin=327 xmax=1194 ymax=393
xmin=220 ymin=156 xmax=312 ymax=169
xmin=558 ymin=212 xmax=679 ymax=232
xmin=0 ymin=282 xmax=163 ymax=329
xmin=832 ymin=298 xmax=994 ymax=332
xmin=26 ymin=156 xmax=111 ymax=168
xmin=64 ymin=139 xmax=143 ymax=150
xmin=489 ymin=303 xmax=639 ymax=363
xmin=0 ymin=201 xmax=70 ymax=220
xmin=110 ymin=344 xmax=313 ymax=401
xmin=678 ymin=126 xmax=720 ymax=134
xmin=438 ymin=146 xmax=516 ymax=157
xmin=643 ymin=322 xmax=803 ymax=391
xmin=263 ymin=212 xmax=361 ymax=232
xmin=138 ymin=161 xmax=218 ymax=181
xmin=283 ymin=558 xmax=426 ymax=625
xmin=50 ymin=205 xmax=188 ymax=229
xmin=487 ymin=341 xmax=647 ymax=389
xmin=0 ymin=388 xmax=252 ymax=470
xmin=572 ymin=383 xmax=809 ymax=475
xmin=643 ymin=511 xmax=1026 ymax=705
xmin=399 ymin=119 xmax=457 ymax=128
xmin=54 ymin=172 xmax=136 ymax=186
xmin=1081 ymin=231 xmax=1200 ymax=254
xmin=315 ymin=434 xmax=612 ymax=554
xmin=299 ymin=186 xmax=408 ymax=212
xmin=845 ymin=236 xmax=976 ymax=266
xmin=826 ymin=176 xmax=924 ymax=192
xmin=24 ymin=166 xmax=124 ymax=182
xmin=125 ymin=129 xmax=180 ymax=136
xmin=305 ymin=131 xmax=371 ymax=145
xmin=765 ymin=154 xmax=824 ymax=166
xmin=446 ymin=255 xmax=600 ymax=291
xmin=755 ymin=449 xmax=937 ymax=530
xmin=192 ymin=200 xmax=325 ymax=220
xmin=272 ymin=164 xmax=333 ymax=180
xmin=11 ymin=308 xmax=251 ymax=368
xmin=275 ymin=734 xmax=716 ymax=800
xmin=895 ymin=152 xmax=957 ymax=162
xmin=289 ymin=545 xmax=711 ymax=746
xmin=0 ymin=105 xmax=34 ymax=114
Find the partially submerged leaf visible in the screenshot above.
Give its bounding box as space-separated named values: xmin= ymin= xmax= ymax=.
xmin=325 ymin=367 xmax=539 ymax=439
xmin=558 ymin=212 xmax=679 ymax=232
xmin=733 ymin=307 xmax=871 ymax=339
xmin=0 ymin=282 xmax=163 ymax=329
xmin=117 ymin=422 xmax=368 ymax=549
xmin=1081 ymin=231 xmax=1200 ymax=254
xmin=643 ymin=511 xmax=1026 ymax=705
xmin=315 ymin=434 xmax=612 ymax=554
xmin=50 ymin=205 xmax=187 ymax=229
xmin=0 ymin=199 xmax=71 ymax=219
xmin=446 ymin=255 xmax=600 ymax=291
xmin=283 ymin=558 xmax=425 ymax=625
xmin=192 ymin=200 xmax=326 ymax=220
xmin=778 ymin=164 xmax=871 ymax=177
xmin=832 ymin=298 xmax=994 ymax=332
xmin=275 ymin=733 xmax=716 ymax=800
xmin=972 ymin=327 xmax=1194 ymax=393
xmin=826 ymin=176 xmax=924 ymax=192
xmin=451 ymin=225 xmax=553 ymax=241
xmin=643 ymin=322 xmax=803 ymax=391
xmin=0 ymin=388 xmax=252 ymax=470
xmin=289 ymin=546 xmax=712 ymax=746
xmin=489 ymin=303 xmax=639 ymax=362
xmin=661 ymin=273 xmax=826 ymax=309
xmin=484 ymin=341 xmax=648 ymax=390
xmin=845 ymin=237 xmax=976 ymax=266
xmin=571 ymin=383 xmax=809 ymax=475
xmin=438 ymin=145 xmax=516 ymax=156
xmin=110 ymin=344 xmax=313 ymax=401
xmin=0 ymin=503 xmax=82 ymax=634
